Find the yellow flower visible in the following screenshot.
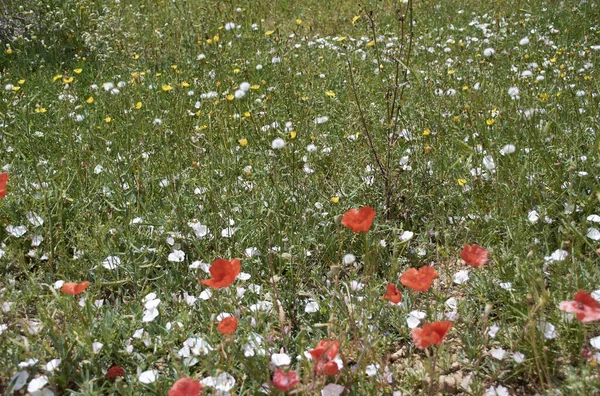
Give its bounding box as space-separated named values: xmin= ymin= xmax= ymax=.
xmin=86 ymin=97 xmax=94 ymax=104
xmin=331 ymin=196 xmax=340 ymax=204
xmin=265 ymin=30 xmax=275 ymax=35
xmin=423 ymin=128 xmax=431 ymax=136
xmin=448 ymin=69 xmax=455 ymax=75
xmin=6 ymin=48 xmax=13 ymax=55
xmin=301 ymin=96 xmax=308 ymax=101
xmin=251 ymin=85 xmax=260 ymax=90
xmin=132 ymin=54 xmax=140 ymax=59
xmin=352 ymin=15 xmax=361 ymax=24
xmin=171 ymin=64 xmax=177 ymax=70
xmin=181 ymin=81 xmax=189 ymax=87
xmin=453 ymin=116 xmax=459 ymax=123
xmin=424 ymin=145 xmax=432 ymax=153
xmin=289 ymin=131 xmax=297 ymax=139
xmin=53 ymin=74 xmax=63 ymax=82
xmin=486 ymin=119 xmax=495 ymax=126
xmin=325 ymin=90 xmax=336 ymax=98
xmin=296 ymin=19 xmax=302 ymax=25
xmin=336 ymin=36 xmax=346 ymax=42
xmin=213 ymin=34 xmax=219 ymax=42
xmin=239 ymin=138 xmax=248 ymax=147
xmin=539 ymin=93 xmax=549 ymax=102
xmin=226 ymin=94 xmax=234 ymax=101
xmin=457 ymin=178 xmax=467 ymax=186
xmin=244 ymin=112 xmax=251 ymax=118
xmin=73 ymin=68 xmax=82 ymax=74
xmin=367 ymin=41 xmax=375 ymax=47
xmin=233 ymin=68 xmax=240 ymax=74
xmin=161 ymin=84 xmax=173 ymax=91
xmin=104 ymin=117 xmax=112 ymax=123
xmin=18 ymin=79 xmax=25 ymax=84
xmin=135 ymin=102 xmax=142 ymax=109
xmin=462 ymin=85 xmax=469 ymax=91
xmin=12 ymin=86 xmax=20 ymax=91
xmin=63 ymin=77 xmax=73 ymax=84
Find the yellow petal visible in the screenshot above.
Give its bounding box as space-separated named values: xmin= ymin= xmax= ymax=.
xmin=86 ymin=97 xmax=94 ymax=104
xmin=73 ymin=68 xmax=82 ymax=74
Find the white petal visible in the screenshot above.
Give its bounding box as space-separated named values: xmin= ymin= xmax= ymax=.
xmin=138 ymin=370 xmax=157 ymax=384
xmin=591 ymin=336 xmax=600 ymax=350
xmin=453 ymin=270 xmax=470 ymax=284
xmin=44 ymin=359 xmax=61 ymax=371
xmin=9 ymin=370 xmax=29 ymax=391
xmin=271 ymin=353 xmax=292 ymax=367
xmin=27 ymin=376 xmax=48 ymax=393
xmin=321 ymin=383 xmax=345 ymax=396
xmin=587 ymin=228 xmax=600 ymax=241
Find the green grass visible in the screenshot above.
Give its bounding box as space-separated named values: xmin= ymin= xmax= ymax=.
xmin=1 ymin=0 xmax=600 ymax=394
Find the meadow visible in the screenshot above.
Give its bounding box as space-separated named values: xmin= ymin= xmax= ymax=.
xmin=1 ymin=0 xmax=600 ymax=394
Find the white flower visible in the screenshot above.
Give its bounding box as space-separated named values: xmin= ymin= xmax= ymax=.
xmin=305 ymin=300 xmax=319 ymax=313
xmin=18 ymin=358 xmax=39 ymax=368
xmin=188 ymin=221 xmax=210 ymax=238
xmin=488 ymin=325 xmax=500 ymax=338
xmin=587 ymin=228 xmax=600 ymax=241
xmin=271 ymin=138 xmax=286 ymax=149
xmin=407 ymin=311 xmax=426 ymax=329
xmin=6 ymin=225 xmax=27 ymax=237
xmin=508 ymin=86 xmax=520 ymax=100
xmin=27 ymin=376 xmax=49 ymax=393
xmin=92 ymin=342 xmax=103 ymax=354
xmin=519 ymin=37 xmax=530 ymax=45
xmin=365 ymin=363 xmax=380 ymax=377
xmin=499 ymin=282 xmax=513 ymax=291
xmin=591 ymin=336 xmax=600 ymax=350
xmin=138 ymin=370 xmax=157 ymax=384
xmin=587 ymin=214 xmax=600 ymax=223
xmin=544 ymin=249 xmax=568 ymax=263
xmin=26 ymin=212 xmax=44 ymax=227
xmin=321 ymin=383 xmax=345 ymax=396
xmin=490 ymin=347 xmax=505 ymax=360
xmin=343 ymin=253 xmax=356 ymax=265
xmin=538 ymin=321 xmax=557 ymax=339
xmin=201 ymin=372 xmax=236 ymax=392
xmin=486 ymin=385 xmax=509 ymax=396
xmin=199 ymin=290 xmax=212 ymax=300
xmin=271 ymin=353 xmax=292 ymax=367
xmin=453 ymin=270 xmax=470 ymax=284
xmin=350 ymin=280 xmax=364 ymax=291
xmin=168 ymin=250 xmax=185 ymax=262
xmin=244 ymin=247 xmax=260 ymax=257
xmin=445 ymin=297 xmax=458 ymax=310
xmin=313 ymin=116 xmax=329 ymax=124
xmin=93 ymin=164 xmax=104 ymax=174
xmin=224 ymin=22 xmax=236 ymax=30
xmin=500 ymin=144 xmax=516 ymax=155
xmin=482 ymin=155 xmax=496 ymax=170
xmin=400 ymin=231 xmax=414 ymax=241
xmin=483 ymin=48 xmax=495 ymax=57
xmin=101 ymin=255 xmax=121 ymax=270
xmin=512 ymin=352 xmax=525 ymax=363
xmin=528 ymin=210 xmax=539 ymax=224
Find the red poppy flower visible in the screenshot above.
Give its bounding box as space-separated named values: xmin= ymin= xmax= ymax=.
xmin=383 ymin=283 xmax=402 ymax=304
xmin=272 ymin=368 xmax=300 ymax=391
xmin=106 ymin=365 xmax=125 ymax=378
xmin=60 ymin=281 xmax=91 ymax=295
xmin=411 ymin=321 xmax=453 ymax=349
xmin=309 ymin=339 xmax=340 ymax=375
xmin=168 ymin=377 xmax=203 ymax=396
xmin=560 ymin=291 xmax=600 ymax=323
xmin=217 ymin=316 xmax=238 ymax=335
xmin=341 ymin=206 xmax=376 ymax=232
xmin=400 ymin=266 xmax=438 ymax=292
xmin=460 ymin=244 xmax=489 ymax=267
xmin=0 ymin=173 xmax=8 ymax=198
xmin=200 ymin=258 xmax=241 ymax=288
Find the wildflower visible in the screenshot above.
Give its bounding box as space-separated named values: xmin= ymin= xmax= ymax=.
xmin=560 ymin=291 xmax=600 ymax=323
xmin=271 ymin=138 xmax=285 ymax=149
xmin=217 ymin=316 xmax=238 ymax=335
xmin=60 ymin=281 xmax=90 ymax=295
xmin=411 ymin=321 xmax=452 ymax=349
xmin=106 ymin=365 xmax=125 ymax=379
xmin=309 ymin=339 xmax=341 ymax=375
xmin=239 ymin=138 xmax=248 ymax=147
xmin=0 ymin=173 xmax=8 ymax=197
xmin=200 ymin=258 xmax=241 ymax=288
xmin=168 ymin=377 xmax=203 ymax=396
xmin=272 ymin=368 xmax=300 ymax=391
xmin=139 ymin=370 xmax=157 ymax=384
xmin=460 ymin=244 xmax=489 ymax=266
xmin=341 ymin=206 xmax=376 ymax=232
xmin=383 ymin=284 xmax=402 ymax=304
xmin=331 ymin=196 xmax=340 ymax=204
xmin=400 ymin=266 xmax=438 ymax=292
xmin=86 ymin=96 xmax=94 ymax=104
